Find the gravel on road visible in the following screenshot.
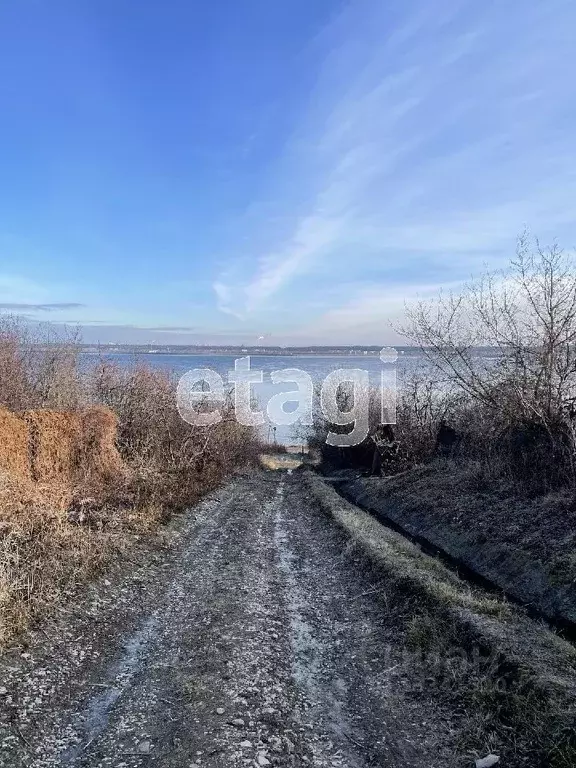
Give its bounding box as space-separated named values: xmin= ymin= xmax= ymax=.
xmin=0 ymin=469 xmax=461 ymax=767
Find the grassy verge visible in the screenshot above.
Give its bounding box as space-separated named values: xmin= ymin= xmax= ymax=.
xmin=304 ymin=470 xmax=576 ymax=767
xmin=334 ymin=460 xmax=576 ymax=627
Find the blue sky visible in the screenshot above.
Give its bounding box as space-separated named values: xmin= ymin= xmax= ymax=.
xmin=1 ymin=0 xmax=575 ymax=345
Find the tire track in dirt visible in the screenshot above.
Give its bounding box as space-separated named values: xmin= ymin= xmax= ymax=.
xmin=0 ymin=468 xmax=462 ymax=767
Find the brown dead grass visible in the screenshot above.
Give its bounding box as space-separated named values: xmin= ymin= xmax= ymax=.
xmin=0 ymin=408 xmax=31 ymax=483
xmin=0 ymin=471 xmax=36 ymax=518
xmin=0 ymin=317 xmax=260 ymax=646
xmin=0 ymin=405 xmax=128 ymax=514
xmin=0 ymin=404 xmax=133 ymax=644
xmin=0 ymin=324 xmax=259 ymax=647
xmin=25 ymin=410 xmax=81 ymax=484
xmin=79 ymin=406 xmax=125 ymax=481
xmin=0 ymin=499 xmax=128 ymax=645
xmin=24 ymin=410 xmax=82 ymax=510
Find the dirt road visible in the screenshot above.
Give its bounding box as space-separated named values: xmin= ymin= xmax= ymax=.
xmin=0 ymin=469 xmax=460 ymax=767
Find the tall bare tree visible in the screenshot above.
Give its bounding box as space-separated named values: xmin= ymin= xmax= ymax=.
xmin=401 ymin=234 xmax=576 ymax=487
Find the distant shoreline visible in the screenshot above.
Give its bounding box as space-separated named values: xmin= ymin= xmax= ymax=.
xmin=76 ymin=345 xmax=500 ymax=358
xmin=77 ymin=345 xmax=417 ymax=357
xmin=79 ymin=350 xmax=398 ymax=358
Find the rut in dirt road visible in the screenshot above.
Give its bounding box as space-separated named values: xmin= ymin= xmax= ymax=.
xmin=0 ymin=469 xmax=459 ymax=767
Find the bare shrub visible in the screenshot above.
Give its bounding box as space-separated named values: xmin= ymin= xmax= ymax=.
xmin=0 ymin=316 xmax=259 ymax=643
xmin=90 ymin=358 xmax=257 ymax=509
xmin=309 ymin=382 xmax=408 ymax=474
xmin=0 ymin=317 xmax=39 ymax=411
xmin=402 ymin=234 xmax=576 ymax=492
xmin=309 ymin=372 xmax=459 ymax=474
xmin=0 ymin=316 xmax=83 ymax=412
xmin=394 ymin=366 xmax=464 ymax=463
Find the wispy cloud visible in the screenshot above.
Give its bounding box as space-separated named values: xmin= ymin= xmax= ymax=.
xmin=0 ymin=302 xmax=84 ymax=311
xmin=213 ymin=281 xmax=239 ymax=317
xmin=0 ymin=274 xmax=88 ymax=318
xmin=244 ymin=216 xmax=342 ymax=312
xmin=214 ymin=0 xmax=576 ymax=336
xmin=292 ymin=280 xmax=467 ymax=345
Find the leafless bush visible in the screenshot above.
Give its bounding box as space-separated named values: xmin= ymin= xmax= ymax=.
xmin=402 ymin=234 xmax=576 ymax=492
xmin=0 ymin=316 xmax=83 ymax=411
xmin=90 ymin=358 xmax=257 ymax=509
xmin=0 ymin=316 xmax=259 ymax=642
xmin=309 ymin=373 xmax=461 ymax=474
xmin=394 ymin=366 xmax=464 ymax=462
xmin=309 ymin=382 xmax=407 ymax=473
xmin=0 ymin=316 xmax=259 ymax=510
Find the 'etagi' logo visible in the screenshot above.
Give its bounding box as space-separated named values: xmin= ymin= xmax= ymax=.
xmin=176 ymin=348 xmax=397 ymax=446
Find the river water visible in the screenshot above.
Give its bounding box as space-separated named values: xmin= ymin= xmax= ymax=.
xmin=82 ymin=351 xmax=423 ymax=445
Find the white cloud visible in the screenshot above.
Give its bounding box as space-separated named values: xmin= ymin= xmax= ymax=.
xmin=244 ymin=215 xmax=342 ymax=312
xmin=295 ymin=280 xmax=466 ymax=345
xmin=214 ymin=0 xmax=576 ymax=336
xmin=213 ymin=281 xmax=241 ymax=318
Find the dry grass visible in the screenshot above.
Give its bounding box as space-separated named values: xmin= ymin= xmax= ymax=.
xmin=0 ymin=317 xmax=259 ymax=646
xmin=0 ymin=501 xmax=128 ymax=645
xmin=305 ymin=471 xmax=576 ymax=767
xmin=0 ymin=403 xmax=131 ymax=644
xmin=0 ymin=408 xmax=31 ymax=482
xmin=0 ymin=405 xmax=128 ymax=512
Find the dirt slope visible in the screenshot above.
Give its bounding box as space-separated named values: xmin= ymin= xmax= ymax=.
xmin=336 ymin=464 xmax=576 ymax=626
xmin=0 ymin=469 xmax=460 ymax=768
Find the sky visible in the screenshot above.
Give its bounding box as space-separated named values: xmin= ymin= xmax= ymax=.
xmin=1 ymin=0 xmax=576 ymax=346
